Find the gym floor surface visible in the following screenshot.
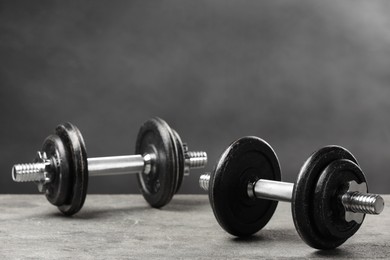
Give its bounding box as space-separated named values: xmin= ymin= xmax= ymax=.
xmin=0 ymin=195 xmax=388 ymax=259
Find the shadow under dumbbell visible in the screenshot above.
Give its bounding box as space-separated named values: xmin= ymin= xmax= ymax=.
xmin=312 ymin=243 xmax=390 ymax=258
xmin=46 ymin=206 xmax=150 ymax=220
xmin=231 ymin=235 xmax=265 ymax=243
xmin=311 ymin=248 xmax=354 ymax=258
xmin=230 ymin=229 xmax=299 ymax=244
xmin=161 ymin=197 xmax=209 ymax=212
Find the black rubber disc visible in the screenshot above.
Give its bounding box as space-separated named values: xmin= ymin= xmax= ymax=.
xmin=292 ymin=146 xmax=362 ymax=249
xmin=314 ymin=159 xmax=366 ymax=246
xmin=209 ymin=136 xmax=281 ymax=237
xmin=42 ymin=134 xmax=71 ymax=206
xmin=54 ymin=123 xmax=88 ymax=216
xmin=136 ymin=117 xmax=179 ymax=208
xmin=171 ymin=129 xmax=185 ymax=193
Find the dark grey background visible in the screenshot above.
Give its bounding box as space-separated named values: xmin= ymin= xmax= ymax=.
xmin=1 ymin=0 xmax=389 ymax=194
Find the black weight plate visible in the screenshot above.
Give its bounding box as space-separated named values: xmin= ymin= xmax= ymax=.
xmin=171 ymin=129 xmax=185 ymax=193
xmin=292 ymin=146 xmax=358 ymax=249
xmin=209 ymin=136 xmax=281 ymax=237
xmin=314 ymin=159 xmax=365 ymax=244
xmin=42 ymin=134 xmax=71 ymax=206
xmin=56 ymin=123 xmax=88 ymax=216
xmin=136 ymin=117 xmax=178 ymax=208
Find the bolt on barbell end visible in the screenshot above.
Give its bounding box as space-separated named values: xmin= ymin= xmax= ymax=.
xmin=12 ymin=152 xmax=52 ymax=184
xmin=199 ymin=172 xmax=211 ymax=191
xmin=342 ymin=192 xmax=385 ymax=215
xmin=12 ymin=163 xmax=47 ymax=182
xmin=184 ymin=151 xmax=208 ymax=176
xmin=186 ymin=151 xmax=208 ymax=169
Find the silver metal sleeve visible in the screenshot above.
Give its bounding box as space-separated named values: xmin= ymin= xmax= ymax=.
xmin=88 ymin=155 xmax=145 ymax=176
xmin=253 ymin=179 xmax=294 ymax=202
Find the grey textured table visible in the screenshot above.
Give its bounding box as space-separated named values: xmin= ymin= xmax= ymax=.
xmin=0 ymin=195 xmax=389 ymax=259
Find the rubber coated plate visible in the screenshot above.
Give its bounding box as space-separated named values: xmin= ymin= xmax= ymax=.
xmin=313 ymin=159 xmax=365 ymax=247
xmin=136 ymin=117 xmax=178 ymax=208
xmin=171 ymin=129 xmax=185 ymax=193
xmin=42 ymin=134 xmax=71 ymax=206
xmin=56 ymin=123 xmax=88 ymax=216
xmin=209 ymin=136 xmax=281 ymax=237
xmin=292 ymin=146 xmax=359 ymax=249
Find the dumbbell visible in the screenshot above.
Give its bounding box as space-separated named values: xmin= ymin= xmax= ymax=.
xmin=199 ymin=136 xmax=384 ymax=249
xmin=12 ymin=117 xmax=207 ymax=216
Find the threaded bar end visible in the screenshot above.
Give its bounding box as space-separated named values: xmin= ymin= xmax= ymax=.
xmin=187 ymin=151 xmax=207 ymax=169
xmin=342 ymin=192 xmax=384 ymax=215
xmin=199 ymin=173 xmax=210 ymax=191
xmin=12 ymin=163 xmax=46 ymax=182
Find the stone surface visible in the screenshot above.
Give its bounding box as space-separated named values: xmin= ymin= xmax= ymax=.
xmin=0 ymin=195 xmax=389 ymax=259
